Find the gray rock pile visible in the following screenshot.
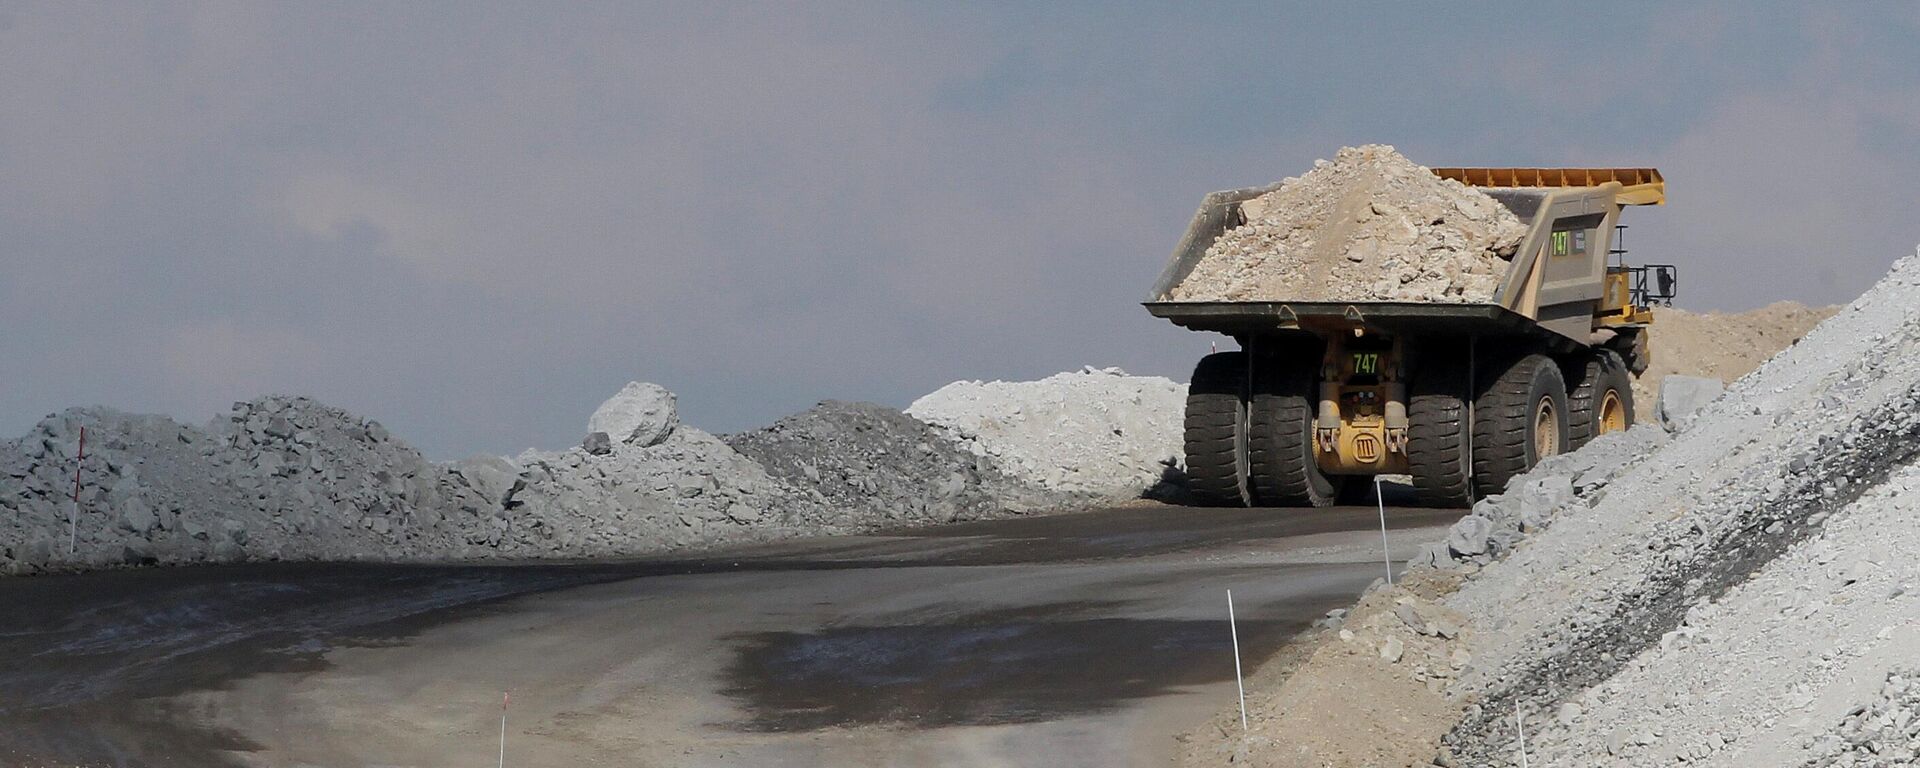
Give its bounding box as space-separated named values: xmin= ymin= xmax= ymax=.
xmin=1169 ymin=145 xmax=1527 ymax=303
xmin=726 ymin=400 xmax=1071 ymax=528
xmin=2 ymin=407 xmax=249 ymax=569
xmin=223 ymin=396 xmax=451 ymax=546
xmin=0 ymin=397 xmax=508 ymax=573
xmin=507 ymin=416 xmax=815 ymax=555
xmin=5 ymin=366 xmax=1180 ymax=576
xmin=906 ymin=367 xmax=1186 ymax=498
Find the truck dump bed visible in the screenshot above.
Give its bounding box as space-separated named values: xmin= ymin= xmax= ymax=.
xmin=1146 ymin=168 xmax=1664 ymax=346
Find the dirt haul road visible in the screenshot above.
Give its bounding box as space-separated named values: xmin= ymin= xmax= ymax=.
xmin=0 ymin=499 xmax=1453 ymax=768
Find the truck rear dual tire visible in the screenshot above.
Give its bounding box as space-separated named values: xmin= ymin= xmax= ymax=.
xmin=1183 ymin=352 xmax=1253 ymax=507
xmin=1408 ymin=357 xmax=1475 ymax=508
xmin=1567 ymin=350 xmax=1635 ymax=448
xmin=1248 ymin=349 xmax=1342 ymax=508
xmin=1472 ymin=353 xmax=1569 ymax=496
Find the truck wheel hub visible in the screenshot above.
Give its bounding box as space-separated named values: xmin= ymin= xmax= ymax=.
xmin=1534 ymin=396 xmax=1561 ymax=458
xmin=1599 ymin=390 xmax=1627 ymax=435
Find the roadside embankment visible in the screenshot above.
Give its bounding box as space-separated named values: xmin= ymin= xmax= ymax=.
xmin=1186 ymin=249 xmax=1920 ymax=767
xmin=1633 ymin=302 xmax=1836 ymax=422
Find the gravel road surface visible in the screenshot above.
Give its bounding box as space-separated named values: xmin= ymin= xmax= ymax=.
xmin=0 ymin=499 xmax=1452 ymax=768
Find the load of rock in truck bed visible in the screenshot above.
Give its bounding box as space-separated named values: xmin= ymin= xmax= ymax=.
xmin=1169 ymin=144 xmax=1527 ymax=304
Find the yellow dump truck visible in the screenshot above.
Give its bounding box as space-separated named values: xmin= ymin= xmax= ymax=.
xmin=1146 ymin=168 xmax=1673 ymax=507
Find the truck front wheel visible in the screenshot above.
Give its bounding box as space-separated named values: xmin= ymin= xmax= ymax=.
xmin=1248 ymin=348 xmax=1343 ymax=507
xmin=1183 ymin=351 xmax=1253 ymax=506
xmin=1567 ymin=350 xmax=1635 ymax=448
xmin=1472 ymin=353 xmax=1569 ymax=495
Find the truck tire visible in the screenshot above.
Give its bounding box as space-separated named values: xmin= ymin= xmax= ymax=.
xmin=1248 ymin=348 xmax=1342 ymax=507
xmin=1567 ymin=350 xmax=1635 ymax=448
xmin=1408 ymin=358 xmax=1474 ymax=508
xmin=1471 ymin=353 xmax=1568 ymax=496
xmin=1184 ymin=352 xmax=1252 ymax=507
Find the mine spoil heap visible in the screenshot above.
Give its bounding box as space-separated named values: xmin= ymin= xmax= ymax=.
xmin=1170 ymin=144 xmax=1527 ymax=303
xmin=0 ymin=367 xmax=1189 ymax=575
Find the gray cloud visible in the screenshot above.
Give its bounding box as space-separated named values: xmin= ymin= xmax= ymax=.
xmin=4 ymin=3 xmax=1916 ymax=457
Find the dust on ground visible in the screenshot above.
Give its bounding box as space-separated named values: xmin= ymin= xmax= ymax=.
xmin=1179 ymin=570 xmax=1468 ymax=768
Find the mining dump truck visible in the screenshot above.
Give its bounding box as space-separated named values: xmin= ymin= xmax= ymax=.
xmin=1146 ymin=168 xmax=1675 ymax=507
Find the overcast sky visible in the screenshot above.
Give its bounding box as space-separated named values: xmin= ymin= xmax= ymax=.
xmin=4 ymin=3 xmax=1917 ymax=458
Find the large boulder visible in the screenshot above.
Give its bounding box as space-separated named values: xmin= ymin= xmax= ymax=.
xmin=585 ymin=382 xmax=679 ymax=451
xmin=450 ymin=455 xmax=520 ymax=505
xmin=1446 ymin=514 xmax=1495 ymax=558
xmin=1656 ymin=375 xmax=1725 ymax=431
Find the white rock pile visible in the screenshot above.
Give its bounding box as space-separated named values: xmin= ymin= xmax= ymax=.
xmin=1169 ymin=145 xmax=1527 ymax=303
xmin=907 ymin=367 xmax=1187 ymax=498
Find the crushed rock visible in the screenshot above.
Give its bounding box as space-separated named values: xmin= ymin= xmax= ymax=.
xmin=0 ymin=397 xmax=498 ymax=572
xmin=906 ymin=367 xmax=1185 ymax=498
xmin=1169 ymin=145 xmax=1526 ymax=304
xmin=1514 ymin=463 xmax=1920 ymax=766
xmin=1178 ymin=572 xmax=1469 ymax=768
xmin=3 ymin=367 xmax=1180 ymax=576
xmin=506 ymin=423 xmax=818 ymax=554
xmin=725 ymin=400 xmax=1073 ymax=527
xmin=1803 ymin=668 xmax=1920 ymax=767
xmin=1407 ymin=424 xmax=1669 ymax=570
xmin=1634 ymin=302 xmax=1837 ymax=422
xmin=1188 ymin=253 xmax=1890 ymax=768
xmin=1431 ymin=249 xmax=1920 ymax=764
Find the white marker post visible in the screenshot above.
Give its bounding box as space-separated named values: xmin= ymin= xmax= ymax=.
xmin=1375 ymin=476 xmax=1392 ymax=586
xmin=1516 ymin=707 xmax=1529 ymax=768
xmin=69 ymin=426 xmax=86 ymax=556
xmin=1228 ymin=589 xmax=1248 ymax=731
xmin=499 ymin=691 xmax=510 ymax=768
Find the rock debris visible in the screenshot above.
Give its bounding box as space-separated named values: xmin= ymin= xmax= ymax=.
xmin=1169 ymin=145 xmax=1526 ymax=304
